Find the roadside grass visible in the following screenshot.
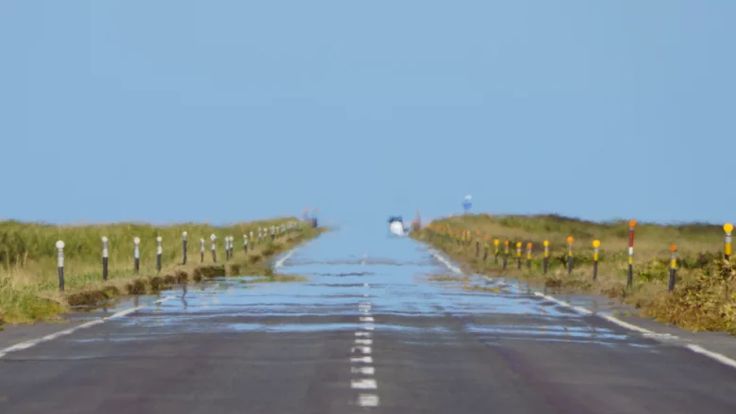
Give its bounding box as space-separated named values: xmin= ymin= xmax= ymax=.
xmin=414 ymin=214 xmax=736 ymax=334
xmin=0 ymin=218 xmax=322 ymax=325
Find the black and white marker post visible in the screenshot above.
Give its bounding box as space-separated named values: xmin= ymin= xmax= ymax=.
xmin=181 ymin=231 xmax=188 ymax=265
xmin=56 ymin=240 xmax=65 ymax=292
xmin=199 ymin=238 xmax=205 ymax=263
xmin=243 ymin=234 xmax=249 ymax=254
xmin=156 ymin=236 xmax=163 ymax=273
xmin=133 ymin=237 xmax=141 ymax=274
xmin=210 ymin=234 xmax=217 ymax=263
xmin=102 ymin=236 xmax=109 ymax=281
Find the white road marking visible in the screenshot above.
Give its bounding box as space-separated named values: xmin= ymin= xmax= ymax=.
xmin=351 ymin=366 xmax=375 ymax=375
xmin=0 ymin=305 xmax=143 ymax=359
xmin=355 ymin=332 xmax=372 ymax=338
xmin=351 ymin=356 xmax=373 ymax=364
xmin=686 ymin=344 xmax=736 ymax=370
xmin=363 ymin=283 xmax=370 ymax=288
xmin=532 ymin=292 xmax=736 ymax=368
xmin=351 ymin=346 xmax=372 ymax=354
xmin=274 ymin=250 xmax=295 ymax=269
xmin=599 ymin=314 xmax=655 ymax=335
xmin=357 ymin=394 xmax=380 ymax=407
xmin=362 ymin=324 xmax=375 ymax=331
xmin=355 ymin=339 xmax=373 ymax=345
xmin=430 ymin=247 xmax=736 ymax=372
xmin=360 ymin=317 xmax=375 ymax=323
xmin=429 ymin=249 xmax=463 ymax=274
xmin=532 ymin=292 xmax=592 ymax=316
xmin=154 ymin=295 xmax=175 ymax=305
xmin=351 ymin=379 xmax=377 ymax=390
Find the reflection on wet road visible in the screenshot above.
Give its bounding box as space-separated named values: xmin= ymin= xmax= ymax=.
xmin=113 ymin=228 xmax=645 ymax=347
xmin=1 ymin=227 xmax=736 ymax=413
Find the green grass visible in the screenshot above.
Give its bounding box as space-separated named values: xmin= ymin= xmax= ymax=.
xmin=415 ymin=214 xmax=736 ymax=334
xmin=0 ymin=218 xmax=321 ymax=324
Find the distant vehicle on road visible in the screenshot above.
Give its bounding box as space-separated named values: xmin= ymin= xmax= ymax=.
xmin=388 ymin=216 xmax=406 ymax=236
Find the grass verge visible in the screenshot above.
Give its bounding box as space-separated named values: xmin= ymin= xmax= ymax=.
xmin=415 ymin=214 xmax=736 ymax=334
xmin=0 ymin=218 xmax=324 ymax=325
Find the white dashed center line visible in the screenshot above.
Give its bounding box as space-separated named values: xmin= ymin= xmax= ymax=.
xmin=358 ymin=394 xmax=380 ymax=407
xmin=351 ymin=379 xmax=377 ymax=390
xmin=351 ymin=366 xmax=376 ymax=375
xmin=349 ymin=281 xmax=380 ymax=408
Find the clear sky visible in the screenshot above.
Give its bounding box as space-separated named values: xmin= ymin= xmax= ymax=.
xmin=1 ymin=1 xmax=734 ymax=226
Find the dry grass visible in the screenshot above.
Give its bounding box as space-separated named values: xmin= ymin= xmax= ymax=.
xmin=0 ymin=219 xmax=322 ymax=324
xmin=415 ymin=214 xmax=736 ymax=333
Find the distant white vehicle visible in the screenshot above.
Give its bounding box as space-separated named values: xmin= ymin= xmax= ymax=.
xmin=388 ymin=216 xmax=406 ymax=236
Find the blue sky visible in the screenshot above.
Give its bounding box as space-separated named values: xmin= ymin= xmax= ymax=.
xmin=1 ymin=1 xmax=734 ymax=226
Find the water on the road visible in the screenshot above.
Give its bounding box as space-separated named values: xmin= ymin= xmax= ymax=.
xmin=98 ymin=226 xmax=646 ymax=348
xmin=5 ymin=226 xmax=736 ymax=414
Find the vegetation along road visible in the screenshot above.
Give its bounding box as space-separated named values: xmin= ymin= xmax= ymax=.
xmin=0 ymin=223 xmax=735 ymax=413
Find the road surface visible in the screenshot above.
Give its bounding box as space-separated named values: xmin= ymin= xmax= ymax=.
xmin=1 ymin=227 xmax=735 ymax=413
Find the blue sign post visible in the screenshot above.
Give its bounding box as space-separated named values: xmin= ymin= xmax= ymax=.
xmin=462 ymin=195 xmax=472 ymax=214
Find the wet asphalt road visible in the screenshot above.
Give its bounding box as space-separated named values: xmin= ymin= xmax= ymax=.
xmin=1 ymin=228 xmax=736 ymax=413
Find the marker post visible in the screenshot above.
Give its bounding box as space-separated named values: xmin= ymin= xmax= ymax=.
xmin=56 ymin=240 xmax=65 ymax=291
xmin=543 ymin=240 xmax=550 ymax=274
xmin=243 ymin=234 xmax=249 ymax=254
xmin=592 ymin=240 xmax=600 ymax=280
xmin=669 ymin=243 xmax=678 ymax=292
xmin=199 ymin=238 xmax=205 ymax=263
xmin=493 ymin=239 xmax=500 ymax=265
xmin=210 ymin=234 xmax=217 ymax=263
xmin=724 ymin=223 xmax=733 ymax=261
xmin=224 ymin=237 xmax=229 ymax=261
xmin=503 ymin=240 xmax=510 ymax=270
xmin=627 ymin=219 xmax=637 ymax=288
xmin=526 ymin=242 xmax=533 ymax=270
xmin=156 ymin=236 xmax=163 ymax=273
xmin=133 ymin=237 xmax=141 ymax=274
xmin=515 ymin=242 xmax=523 ymax=270
xmin=102 ymin=236 xmax=109 ymax=281
xmin=566 ymin=236 xmax=574 ymax=275
xmin=182 ymin=231 xmax=188 ymax=265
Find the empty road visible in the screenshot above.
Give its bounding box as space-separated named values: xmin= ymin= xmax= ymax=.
xmin=1 ymin=226 xmax=735 ymax=413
